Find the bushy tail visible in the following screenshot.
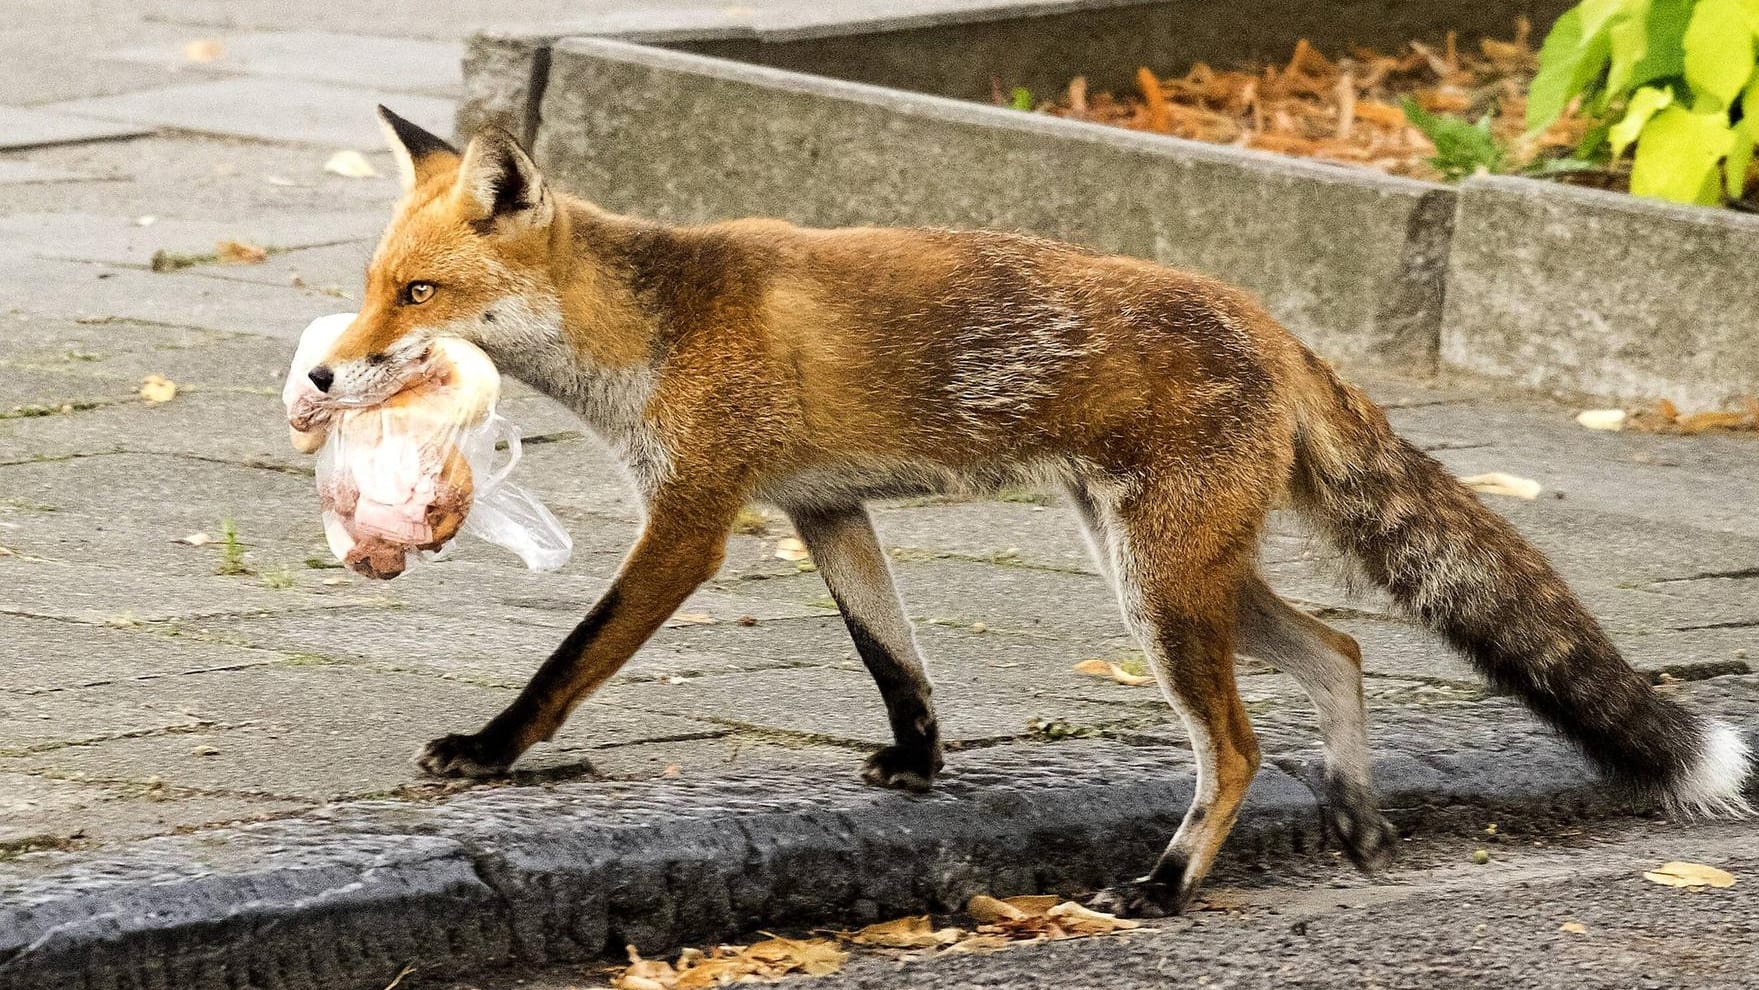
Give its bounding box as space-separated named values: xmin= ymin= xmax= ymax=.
xmin=1288 ymin=355 xmax=1750 ymax=814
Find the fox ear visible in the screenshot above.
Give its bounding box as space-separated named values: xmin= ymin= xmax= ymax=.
xmin=376 ymin=105 xmax=459 ymax=192
xmin=454 ymin=126 xmax=553 ymax=231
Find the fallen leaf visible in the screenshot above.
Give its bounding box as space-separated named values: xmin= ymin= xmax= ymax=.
xmin=853 ymin=915 xmax=965 ymax=949
xmin=134 ymin=215 xmax=157 ymax=227
xmin=666 ymin=612 xmax=716 ymax=627
xmin=139 ymin=374 xmax=177 ymax=404
xmin=1575 ymin=409 xmax=1626 ymax=431
xmin=1461 ymin=472 xmax=1541 ymax=500
xmin=1045 ymin=900 xmax=1140 ymax=934
xmin=774 ymin=536 xmax=810 ymax=561
xmin=215 ymin=239 xmax=267 ymax=264
xmin=183 ymin=38 xmax=224 ymax=62
xmin=1074 ymin=658 xmax=1154 ymax=687
xmin=1558 ymin=921 xmax=1587 ymax=934
xmin=941 ymin=934 xmax=1012 ymax=954
xmin=661 ymin=764 xmax=682 ymax=778
xmin=967 ymin=895 xmax=1028 ymax=924
xmin=742 ymin=935 xmax=847 ymax=977
xmin=324 ymin=149 xmax=379 ymax=179
xmin=1003 ymin=895 xmax=1063 ymax=915
xmin=173 ymin=532 xmax=213 ymax=546
xmin=1643 ymin=861 xmax=1736 ymax=888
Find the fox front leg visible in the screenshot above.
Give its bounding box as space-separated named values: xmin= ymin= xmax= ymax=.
xmin=417 ymin=487 xmax=742 ymax=777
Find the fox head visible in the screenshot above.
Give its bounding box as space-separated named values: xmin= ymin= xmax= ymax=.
xmin=305 ymin=106 xmax=561 ymax=402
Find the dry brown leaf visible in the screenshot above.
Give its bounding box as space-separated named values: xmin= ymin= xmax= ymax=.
xmin=215 ymin=239 xmax=267 ymax=264
xmin=139 ymin=374 xmax=177 ymax=404
xmin=966 ymin=895 xmax=1029 ymax=924
xmin=1073 ymin=658 xmax=1154 ymax=687
xmin=666 ymin=612 xmax=716 ymax=627
xmin=942 ymin=934 xmax=1013 ymax=955
xmin=1643 ymin=861 xmax=1736 ymax=888
xmin=1558 ymin=921 xmax=1587 ymax=934
xmin=853 ymin=915 xmax=965 ymax=949
xmin=1002 ymin=895 xmax=1063 ymax=915
xmin=1135 ymin=66 xmax=1171 ymax=132
xmin=183 ymin=38 xmax=224 ymax=62
xmin=1046 ymin=900 xmax=1140 ymax=934
xmin=743 ymin=935 xmax=847 ymax=977
xmin=324 ymin=149 xmax=379 ymax=179
xmin=1461 ymin=472 xmax=1541 ymax=500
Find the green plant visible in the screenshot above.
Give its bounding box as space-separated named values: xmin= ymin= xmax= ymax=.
xmin=1009 ymin=86 xmax=1034 ymax=111
xmin=1402 ymin=99 xmax=1509 ymax=179
xmin=1529 ymin=0 xmax=1759 ymax=204
xmin=215 ymin=519 xmax=250 ymax=576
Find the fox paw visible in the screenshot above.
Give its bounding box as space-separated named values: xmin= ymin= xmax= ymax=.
xmin=1331 ymin=806 xmax=1400 ymax=873
xmin=416 ymin=732 xmax=515 ymax=779
xmin=860 ymin=744 xmax=942 ymax=793
xmin=1086 ymin=877 xmax=1184 ymax=919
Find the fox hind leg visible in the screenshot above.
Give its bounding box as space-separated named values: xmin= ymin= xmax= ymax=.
xmin=789 ymin=502 xmax=943 ymax=791
xmin=1080 ymin=485 xmax=1263 ymax=917
xmin=1236 ymin=577 xmax=1398 ymax=871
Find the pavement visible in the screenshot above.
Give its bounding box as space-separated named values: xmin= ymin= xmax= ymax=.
xmin=2 ymin=3 xmax=1757 ymax=990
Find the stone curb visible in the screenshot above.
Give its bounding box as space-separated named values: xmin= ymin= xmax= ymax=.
xmin=1 ymin=720 xmax=1728 ymax=990
xmin=457 ymin=1 xmax=1759 ymax=409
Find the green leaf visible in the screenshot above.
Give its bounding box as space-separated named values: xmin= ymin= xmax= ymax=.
xmin=1729 ymin=72 xmax=1759 ymax=195
xmin=1630 ymin=105 xmax=1737 ymax=202
xmin=1404 ymin=99 xmax=1507 ymax=180
xmin=1607 ymin=0 xmax=1691 ymax=95
xmin=1529 ymin=6 xmax=1615 ymax=130
xmin=1609 ymin=85 xmax=1674 ymax=158
xmin=1009 ymin=86 xmax=1033 ymax=111
xmin=1683 ymin=0 xmax=1758 ymax=109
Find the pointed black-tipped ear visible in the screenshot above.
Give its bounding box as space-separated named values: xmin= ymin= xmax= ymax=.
xmin=376 ymin=105 xmax=459 ymax=192
xmin=454 ymin=126 xmax=553 ymax=231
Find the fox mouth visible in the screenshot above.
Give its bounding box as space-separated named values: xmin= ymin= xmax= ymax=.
xmin=290 ymin=342 xmax=436 ymax=429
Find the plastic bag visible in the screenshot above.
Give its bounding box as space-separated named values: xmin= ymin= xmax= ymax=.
xmin=283 ymin=314 xmax=572 ymax=579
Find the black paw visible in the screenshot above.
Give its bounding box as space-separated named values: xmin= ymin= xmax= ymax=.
xmin=1086 ymin=877 xmax=1185 ymax=919
xmin=860 ymin=744 xmax=943 ymax=792
xmin=1330 ymin=806 xmax=1400 ymax=872
xmin=1323 ymin=779 xmax=1400 ymax=872
xmin=416 ymin=732 xmax=516 ymax=779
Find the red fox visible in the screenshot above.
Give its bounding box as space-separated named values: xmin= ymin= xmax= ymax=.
xmin=304 ymin=106 xmax=1751 ymax=916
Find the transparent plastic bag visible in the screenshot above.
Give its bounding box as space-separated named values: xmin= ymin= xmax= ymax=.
xmin=283 ymin=314 xmax=572 ymax=579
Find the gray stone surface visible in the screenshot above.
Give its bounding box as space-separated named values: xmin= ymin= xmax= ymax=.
xmin=533 ymin=38 xmax=1449 ymax=371
xmin=0 ymin=209 xmax=384 ymax=267
xmin=0 ymin=160 xmax=90 ymax=184
xmin=106 ymin=31 xmax=466 ymax=95
xmin=0 ymin=105 xmax=150 ymax=149
xmin=1443 ymin=175 xmax=1759 ymax=410
xmin=43 ymin=78 xmax=457 ymax=149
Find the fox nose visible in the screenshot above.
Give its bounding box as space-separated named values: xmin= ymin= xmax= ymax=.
xmin=308 ymin=366 xmax=335 ymax=393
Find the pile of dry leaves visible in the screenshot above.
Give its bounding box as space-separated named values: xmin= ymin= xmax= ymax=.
xmin=606 ymin=895 xmax=1137 ymax=988
xmin=1028 ymin=21 xmax=1585 ymax=181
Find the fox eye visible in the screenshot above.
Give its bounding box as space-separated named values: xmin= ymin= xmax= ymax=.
xmin=402 ymin=281 xmax=436 ymax=305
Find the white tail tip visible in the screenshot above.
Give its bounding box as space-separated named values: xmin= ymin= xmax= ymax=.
xmin=1669 ymin=723 xmax=1753 ymax=818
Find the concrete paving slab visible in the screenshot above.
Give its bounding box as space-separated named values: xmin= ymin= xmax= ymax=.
xmin=43 ymin=78 xmax=457 ymax=148
xmin=0 ymin=772 xmax=303 ymax=846
xmin=0 ymin=366 xmax=143 ymax=412
xmin=0 ymin=106 xmax=150 ymax=150
xmin=187 ymin=238 xmax=371 ymax=294
xmin=107 ymin=31 xmax=465 ymax=95
xmin=0 ymin=209 xmax=384 ymax=267
xmin=0 ymin=391 xmax=300 ymax=467
xmin=869 ymin=496 xmax=1097 ymax=575
xmin=0 ymin=160 xmax=91 ymax=185
xmin=17 ymin=665 xmax=727 ymax=800
xmin=0 ymin=685 xmax=216 ymax=754
xmin=0 ymin=51 xmax=185 ymax=107
xmin=0 ymin=316 xmax=293 ymax=391
xmin=0 ymin=134 xmax=402 ymax=220
xmin=0 ymin=255 xmax=341 ymax=338
xmin=0 ymin=614 xmax=281 ymax=693
xmin=0 ymin=556 xmax=392 ymax=625
xmin=597 ymin=663 xmax=1132 ymax=745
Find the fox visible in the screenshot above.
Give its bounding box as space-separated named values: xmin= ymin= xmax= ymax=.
xmin=301 ymin=105 xmax=1752 ymax=917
